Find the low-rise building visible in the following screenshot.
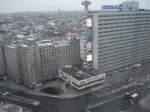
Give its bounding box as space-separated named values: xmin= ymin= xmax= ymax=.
xmin=59 ymin=65 xmax=106 ymax=90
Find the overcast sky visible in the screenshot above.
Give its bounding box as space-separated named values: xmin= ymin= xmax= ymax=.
xmin=0 ymin=0 xmax=150 ymax=13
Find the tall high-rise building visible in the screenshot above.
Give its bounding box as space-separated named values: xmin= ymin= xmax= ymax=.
xmin=4 ymin=44 xmax=20 ymax=82
xmin=5 ymin=41 xmax=42 ymax=86
xmin=0 ymin=45 xmax=5 ymax=76
xmin=38 ymin=40 xmax=57 ymax=81
xmin=17 ymin=43 xmax=42 ymax=86
xmin=83 ymin=1 xmax=150 ymax=74
xmin=4 ymin=37 xmax=80 ymax=87
xmin=0 ymin=39 xmax=6 ymax=76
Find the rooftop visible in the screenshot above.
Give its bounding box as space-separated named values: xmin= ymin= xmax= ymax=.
xmin=61 ymin=65 xmax=100 ymax=81
xmin=9 ymin=36 xmax=78 ymax=48
xmin=6 ymin=44 xmax=17 ymax=49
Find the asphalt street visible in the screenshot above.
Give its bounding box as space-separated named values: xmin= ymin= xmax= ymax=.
xmin=0 ymin=85 xmax=90 ymax=112
xmin=0 ymin=78 xmax=150 ymax=112
xmin=89 ymin=81 xmax=150 ymax=112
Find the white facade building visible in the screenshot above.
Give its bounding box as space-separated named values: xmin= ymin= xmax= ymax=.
xmin=59 ymin=66 xmax=105 ymax=90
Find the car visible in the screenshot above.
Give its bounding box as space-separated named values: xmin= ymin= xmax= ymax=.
xmin=2 ymin=91 xmax=12 ymax=96
xmin=137 ymin=83 xmax=144 ymax=86
xmin=127 ymin=78 xmax=133 ymax=82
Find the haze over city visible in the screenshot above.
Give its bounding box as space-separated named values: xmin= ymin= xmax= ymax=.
xmin=0 ymin=0 xmax=150 ymax=13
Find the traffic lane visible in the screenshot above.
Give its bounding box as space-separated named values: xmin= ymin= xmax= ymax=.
xmin=90 ymin=85 xmax=150 ymax=112
xmin=1 ymin=80 xmax=150 ymax=112
xmin=91 ymin=99 xmax=119 ymax=112
xmin=0 ymin=87 xmax=92 ymax=112
xmin=94 ymin=80 xmax=150 ymax=105
xmin=93 ymin=86 xmax=137 ymax=105
xmin=5 ymin=82 xmax=142 ymax=112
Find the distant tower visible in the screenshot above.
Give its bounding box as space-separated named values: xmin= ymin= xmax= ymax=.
xmin=82 ymin=0 xmax=91 ymax=13
xmin=58 ymin=8 xmax=61 ymax=14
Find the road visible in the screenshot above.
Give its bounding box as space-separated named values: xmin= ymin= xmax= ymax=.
xmin=89 ymin=81 xmax=150 ymax=112
xmin=0 ymin=85 xmax=91 ymax=112
xmin=0 ymin=77 xmax=150 ymax=112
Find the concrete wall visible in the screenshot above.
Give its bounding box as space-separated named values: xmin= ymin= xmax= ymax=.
xmin=92 ymin=13 xmax=99 ymax=69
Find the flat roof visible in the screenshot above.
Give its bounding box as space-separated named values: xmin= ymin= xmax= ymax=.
xmin=61 ymin=65 xmax=100 ymax=81
xmin=6 ymin=44 xmax=17 ymax=49
xmin=88 ymin=10 xmax=150 ymax=15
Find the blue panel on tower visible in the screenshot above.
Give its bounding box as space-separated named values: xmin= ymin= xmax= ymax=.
xmin=84 ymin=30 xmax=92 ymax=41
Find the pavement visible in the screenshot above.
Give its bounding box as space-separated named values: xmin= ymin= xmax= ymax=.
xmin=87 ymin=80 xmax=150 ymax=112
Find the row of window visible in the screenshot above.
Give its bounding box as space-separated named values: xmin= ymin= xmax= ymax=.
xmin=98 ymin=41 xmax=150 ymax=50
xmin=98 ymin=13 xmax=150 ymax=17
xmin=98 ymin=27 xmax=150 ymax=34
xmin=99 ymin=45 xmax=150 ymax=57
xmin=98 ymin=29 xmax=150 ymax=37
xmin=98 ymin=23 xmax=150 ymax=30
xmin=98 ymin=17 xmax=150 ymax=21
xmin=98 ymin=35 xmax=150 ymax=46
xmin=98 ymin=56 xmax=150 ymax=71
xmin=98 ymin=20 xmax=150 ymax=26
xmin=99 ymin=49 xmax=150 ymax=63
xmin=98 ymin=31 xmax=150 ymax=41
xmin=72 ymin=78 xmax=105 ymax=88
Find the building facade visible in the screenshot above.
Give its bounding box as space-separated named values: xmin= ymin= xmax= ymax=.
xmin=0 ymin=39 xmax=6 ymax=76
xmin=83 ymin=1 xmax=150 ymax=74
xmin=92 ymin=10 xmax=150 ymax=73
xmin=4 ymin=44 xmax=21 ymax=82
xmin=17 ymin=44 xmax=42 ymax=86
xmin=38 ymin=41 xmax=57 ymax=81
xmin=0 ymin=45 xmax=5 ymax=76
xmin=4 ymin=37 xmax=80 ymax=87
xmin=59 ymin=66 xmax=105 ymax=90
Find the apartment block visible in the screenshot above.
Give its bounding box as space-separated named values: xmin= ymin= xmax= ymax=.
xmin=0 ymin=39 xmax=6 ymax=76
xmin=17 ymin=44 xmax=42 ymax=86
xmin=4 ymin=37 xmax=80 ymax=87
xmin=4 ymin=44 xmax=20 ymax=82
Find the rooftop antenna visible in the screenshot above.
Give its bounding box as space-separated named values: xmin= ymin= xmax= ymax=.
xmin=82 ymin=0 xmax=91 ymax=13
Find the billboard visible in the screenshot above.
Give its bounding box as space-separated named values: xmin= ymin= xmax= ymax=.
xmin=87 ymin=54 xmax=92 ymax=62
xmin=86 ymin=18 xmax=92 ymax=27
xmin=87 ymin=42 xmax=92 ymax=51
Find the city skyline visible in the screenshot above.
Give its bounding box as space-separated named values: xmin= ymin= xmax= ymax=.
xmin=0 ymin=0 xmax=150 ymax=13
